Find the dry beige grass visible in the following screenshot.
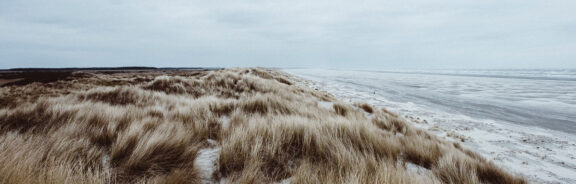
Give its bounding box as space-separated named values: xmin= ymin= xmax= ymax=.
xmin=0 ymin=68 xmax=526 ymax=183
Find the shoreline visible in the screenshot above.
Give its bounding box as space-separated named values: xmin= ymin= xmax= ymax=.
xmin=284 ymin=69 xmax=576 ymax=184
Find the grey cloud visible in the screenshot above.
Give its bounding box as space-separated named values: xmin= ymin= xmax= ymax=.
xmin=0 ymin=0 xmax=574 ymax=69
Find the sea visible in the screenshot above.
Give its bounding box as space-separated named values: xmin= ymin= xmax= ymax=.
xmin=284 ymin=68 xmax=576 ymax=134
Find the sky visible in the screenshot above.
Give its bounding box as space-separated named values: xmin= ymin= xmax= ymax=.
xmin=0 ymin=0 xmax=575 ymax=69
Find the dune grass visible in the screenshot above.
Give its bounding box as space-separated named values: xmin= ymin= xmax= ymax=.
xmin=0 ymin=68 xmax=525 ymax=183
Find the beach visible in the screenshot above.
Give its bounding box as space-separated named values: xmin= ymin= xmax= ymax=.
xmin=285 ymin=68 xmax=576 ymax=184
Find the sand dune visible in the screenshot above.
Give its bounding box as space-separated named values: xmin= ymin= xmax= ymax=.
xmin=0 ymin=68 xmax=525 ymax=183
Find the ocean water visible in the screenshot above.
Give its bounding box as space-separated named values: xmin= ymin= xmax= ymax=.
xmin=285 ymin=69 xmax=576 ymax=134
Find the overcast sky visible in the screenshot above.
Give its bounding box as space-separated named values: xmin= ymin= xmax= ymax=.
xmin=0 ymin=0 xmax=574 ymax=69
